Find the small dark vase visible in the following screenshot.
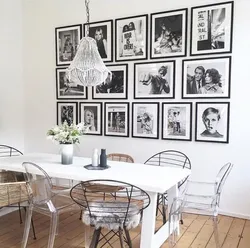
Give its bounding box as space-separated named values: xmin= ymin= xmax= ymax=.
xmin=99 ymin=149 xmax=107 ymax=168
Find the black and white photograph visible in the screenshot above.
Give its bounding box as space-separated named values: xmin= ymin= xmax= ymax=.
xmin=55 ymin=24 xmax=82 ymax=66
xmin=57 ymin=102 xmax=78 ymax=125
xmin=191 ymin=1 xmax=234 ymax=56
xmin=56 ymin=68 xmax=87 ymax=100
xmin=92 ymin=64 xmax=128 ymax=99
xmin=115 ymin=15 xmax=148 ymax=61
xmin=182 ymin=57 xmax=231 ymax=99
xmin=104 ymin=103 xmax=129 ymax=137
xmin=162 ymin=103 xmax=192 ymax=141
xmin=134 ymin=61 xmax=175 ymax=99
xmin=79 ymin=102 xmax=102 ymax=135
xmin=195 ymin=102 xmax=230 ymax=143
xmin=132 ymin=103 xmax=159 ymax=139
xmin=84 ymin=20 xmax=113 ymax=62
xmin=150 ymin=8 xmax=187 ymax=59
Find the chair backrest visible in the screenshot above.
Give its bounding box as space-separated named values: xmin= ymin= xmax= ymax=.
xmin=70 ymin=179 xmax=150 ymax=226
xmin=144 ymin=150 xmax=191 ymax=187
xmin=22 ymin=162 xmax=53 ymax=205
xmin=107 ymin=153 xmax=134 ymax=163
xmin=0 ymin=145 xmax=23 ymax=157
xmin=216 ymin=162 xmax=233 ymax=195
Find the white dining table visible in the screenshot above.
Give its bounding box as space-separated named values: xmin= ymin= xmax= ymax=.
xmin=0 ymin=153 xmax=190 ymax=248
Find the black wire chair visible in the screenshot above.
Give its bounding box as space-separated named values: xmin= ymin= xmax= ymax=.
xmin=0 ymin=145 xmax=36 ymax=239
xmin=70 ymin=179 xmax=151 ymax=248
xmin=144 ymin=150 xmax=191 ymax=224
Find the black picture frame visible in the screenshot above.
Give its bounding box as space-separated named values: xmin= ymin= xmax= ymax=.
xmin=150 ymin=8 xmax=188 ymax=59
xmin=92 ymin=64 xmax=128 ymax=99
xmin=79 ymin=102 xmax=102 ymax=136
xmin=162 ymin=102 xmax=192 ymax=141
xmin=182 ymin=56 xmax=231 ymax=99
xmin=83 ymin=19 xmax=113 ymax=63
xmin=56 ymin=68 xmax=88 ymax=100
xmin=115 ymin=14 xmax=148 ymax=62
xmin=132 ymin=102 xmax=159 ymax=139
xmin=104 ymin=102 xmax=129 ymax=137
xmin=195 ymin=102 xmax=230 ymax=144
xmin=190 ymin=1 xmax=234 ymax=56
xmin=55 ymin=24 xmax=82 ymax=66
xmin=134 ymin=60 xmax=175 ymax=99
xmin=57 ymin=102 xmax=78 ymax=125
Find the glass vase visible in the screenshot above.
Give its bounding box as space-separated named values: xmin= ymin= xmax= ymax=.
xmin=61 ymin=144 xmax=73 ymax=165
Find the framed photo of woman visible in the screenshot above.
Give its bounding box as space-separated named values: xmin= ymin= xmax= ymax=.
xmin=132 ymin=102 xmax=159 ymax=139
xmin=134 ymin=61 xmax=175 ymax=99
xmin=57 ymin=102 xmax=78 ymax=125
xmin=55 ymin=24 xmax=82 ymax=66
xmin=83 ymin=20 xmax=113 ymax=63
xmin=56 ymin=68 xmax=87 ymax=100
xmin=190 ymin=1 xmax=234 ymax=56
xmin=162 ymin=102 xmax=192 ymax=141
xmin=104 ymin=103 xmax=129 ymax=137
xmin=195 ymin=102 xmax=230 ymax=143
xmin=150 ymin=8 xmax=187 ymax=59
xmin=79 ymin=102 xmax=102 ymax=136
xmin=115 ymin=15 xmax=148 ymax=61
xmin=182 ymin=56 xmax=231 ymax=99
xmin=92 ymin=64 xmax=128 ymax=99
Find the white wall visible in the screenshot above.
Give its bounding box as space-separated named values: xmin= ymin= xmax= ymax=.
xmin=0 ymin=0 xmax=24 ymax=150
xmin=22 ymin=0 xmax=250 ymax=219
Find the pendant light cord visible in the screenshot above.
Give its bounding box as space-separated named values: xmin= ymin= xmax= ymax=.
xmin=85 ymin=0 xmax=90 ymax=37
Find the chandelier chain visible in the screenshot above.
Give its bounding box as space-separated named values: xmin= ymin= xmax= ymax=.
xmin=85 ymin=0 xmax=90 ymax=36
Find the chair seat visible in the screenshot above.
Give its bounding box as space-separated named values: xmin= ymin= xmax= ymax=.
xmin=82 ymin=201 xmax=141 ymax=230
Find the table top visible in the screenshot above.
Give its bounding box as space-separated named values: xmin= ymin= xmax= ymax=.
xmin=0 ymin=153 xmax=191 ymax=194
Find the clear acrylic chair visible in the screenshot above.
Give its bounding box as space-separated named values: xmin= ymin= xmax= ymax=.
xmin=70 ymin=179 xmax=151 ymax=248
xmin=107 ymin=153 xmax=134 ymax=163
xmin=144 ymin=150 xmax=191 ymax=223
xmin=21 ymin=162 xmax=78 ymax=248
xmin=168 ymin=162 xmax=233 ymax=248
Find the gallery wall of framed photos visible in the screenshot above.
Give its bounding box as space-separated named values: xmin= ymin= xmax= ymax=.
xmin=54 ymin=0 xmax=234 ymax=144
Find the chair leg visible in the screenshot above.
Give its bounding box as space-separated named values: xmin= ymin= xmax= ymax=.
xmin=21 ymin=204 xmax=33 ymax=248
xmin=156 ymin=194 xmax=160 ymax=216
xmin=213 ymin=216 xmax=220 ymax=248
xmin=47 ymin=211 xmax=58 ymax=248
xmin=90 ymin=228 xmax=101 ymax=248
xmin=18 ymin=202 xmax=23 ymax=224
xmin=79 ymin=209 xmax=83 ymax=220
xmin=162 ymin=194 xmax=167 ymax=224
xmin=118 ymin=227 xmax=124 ymax=248
xmin=124 ymin=227 xmax=132 ymax=248
xmin=23 ymin=207 xmax=36 ymax=240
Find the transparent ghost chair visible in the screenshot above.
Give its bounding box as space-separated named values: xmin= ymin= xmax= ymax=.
xmin=168 ymin=162 xmax=233 ymax=248
xmin=21 ymin=162 xmax=78 ymax=248
xmin=144 ymin=150 xmax=191 ymax=223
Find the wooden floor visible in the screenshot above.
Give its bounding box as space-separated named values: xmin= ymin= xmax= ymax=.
xmin=0 ymin=209 xmax=249 ymax=248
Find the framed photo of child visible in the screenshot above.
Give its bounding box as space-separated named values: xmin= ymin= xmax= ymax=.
xmin=84 ymin=20 xmax=113 ymax=63
xmin=162 ymin=102 xmax=192 ymax=141
xmin=132 ymin=102 xmax=159 ymax=139
xmin=115 ymin=15 xmax=148 ymax=61
xmin=195 ymin=102 xmax=230 ymax=143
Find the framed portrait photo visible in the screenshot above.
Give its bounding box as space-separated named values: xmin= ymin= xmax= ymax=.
xmin=190 ymin=1 xmax=234 ymax=56
xmin=56 ymin=68 xmax=87 ymax=100
xmin=182 ymin=56 xmax=231 ymax=99
xmin=79 ymin=102 xmax=102 ymax=136
xmin=57 ymin=102 xmax=78 ymax=125
xmin=115 ymin=14 xmax=148 ymax=61
xmin=83 ymin=20 xmax=113 ymax=62
xmin=150 ymin=8 xmax=187 ymax=59
xmin=92 ymin=64 xmax=128 ymax=99
xmin=104 ymin=103 xmax=129 ymax=137
xmin=195 ymin=102 xmax=230 ymax=143
xmin=132 ymin=103 xmax=159 ymax=139
xmin=134 ymin=61 xmax=175 ymax=99
xmin=162 ymin=102 xmax=192 ymax=141
xmin=55 ymin=24 xmax=82 ymax=66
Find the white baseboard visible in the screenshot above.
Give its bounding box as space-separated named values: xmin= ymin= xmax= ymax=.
xmin=219 ymin=210 xmax=250 ymax=220
xmin=0 ymin=207 xmax=18 ymax=217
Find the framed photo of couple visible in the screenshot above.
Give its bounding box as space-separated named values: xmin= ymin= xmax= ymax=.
xmin=190 ymin=1 xmax=234 ymax=56
xmin=182 ymin=56 xmax=231 ymax=99
xmin=162 ymin=103 xmax=192 ymax=141
xmin=79 ymin=102 xmax=102 ymax=136
xmin=195 ymin=102 xmax=230 ymax=143
xmin=83 ymin=20 xmax=113 ymax=63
